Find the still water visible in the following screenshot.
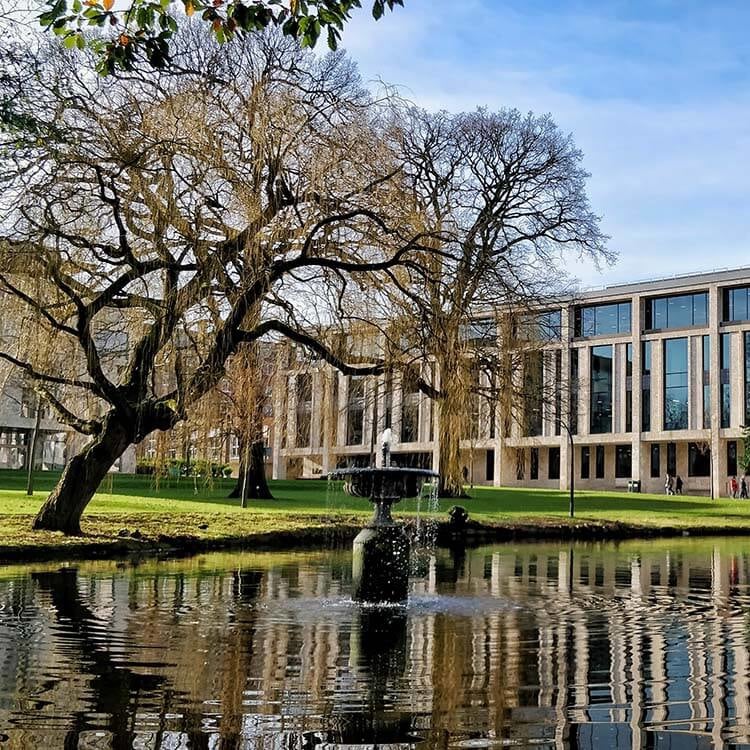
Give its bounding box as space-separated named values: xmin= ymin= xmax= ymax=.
xmin=2 ymin=539 xmax=750 ymax=749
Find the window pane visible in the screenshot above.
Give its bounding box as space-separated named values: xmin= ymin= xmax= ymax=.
xmin=650 ymin=444 xmax=660 ymax=478
xmin=582 ymin=307 xmax=595 ymax=337
xmin=597 ymin=304 xmax=618 ymax=335
xmin=664 ymin=338 xmax=688 ymax=430
xmin=615 ymin=445 xmax=632 ymax=478
xmin=590 ymin=345 xmax=613 ymax=434
xmin=688 ymin=443 xmax=710 ymax=477
xmin=667 ymin=442 xmax=677 ymax=476
xmin=618 ymin=303 xmax=631 ymax=333
xmin=693 ymin=293 xmax=707 ymax=325
xmin=654 ymin=298 xmax=667 ymax=329
xmin=548 ymin=447 xmax=560 ymax=480
xmin=667 ymin=295 xmax=693 ymax=328
xmin=595 ymin=445 xmax=605 ymax=478
xmin=581 ymin=446 xmax=590 ymax=479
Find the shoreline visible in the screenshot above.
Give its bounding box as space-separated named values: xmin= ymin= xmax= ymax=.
xmin=3 ymin=513 xmax=750 ymax=564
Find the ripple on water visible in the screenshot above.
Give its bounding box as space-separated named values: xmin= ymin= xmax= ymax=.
xmin=1 ymin=540 xmax=750 ymax=748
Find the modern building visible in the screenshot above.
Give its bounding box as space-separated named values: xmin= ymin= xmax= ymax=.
xmin=0 ymin=376 xmax=68 ymax=471
xmin=272 ymin=266 xmax=750 ymax=498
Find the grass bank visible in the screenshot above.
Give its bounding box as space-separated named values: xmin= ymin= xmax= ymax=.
xmin=2 ymin=470 xmax=750 ymax=561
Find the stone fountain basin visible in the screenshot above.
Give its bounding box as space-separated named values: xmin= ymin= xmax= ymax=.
xmin=327 ymin=466 xmax=438 ymax=501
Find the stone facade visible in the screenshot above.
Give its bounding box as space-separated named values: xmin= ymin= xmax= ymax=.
xmin=273 ymin=267 xmax=750 ymax=498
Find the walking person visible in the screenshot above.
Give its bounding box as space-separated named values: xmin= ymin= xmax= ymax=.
xmin=741 ymin=476 xmax=748 ymax=500
xmin=665 ymin=474 xmax=674 ymax=495
xmin=731 ymin=475 xmax=739 ymax=499
xmin=675 ymin=475 xmax=683 ymax=495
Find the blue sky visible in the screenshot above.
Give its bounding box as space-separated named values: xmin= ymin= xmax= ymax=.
xmin=337 ymin=0 xmax=750 ymax=287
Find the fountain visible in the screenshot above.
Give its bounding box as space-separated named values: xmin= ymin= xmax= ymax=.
xmin=328 ymin=429 xmax=438 ymax=603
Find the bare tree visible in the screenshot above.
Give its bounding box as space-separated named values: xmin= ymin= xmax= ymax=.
xmin=382 ymin=107 xmax=610 ymax=496
xmin=0 ymin=29 xmax=439 ymax=534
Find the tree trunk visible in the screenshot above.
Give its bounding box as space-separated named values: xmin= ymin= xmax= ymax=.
xmin=228 ymin=438 xmax=273 ymax=502
xmin=32 ymin=414 xmax=133 ymax=535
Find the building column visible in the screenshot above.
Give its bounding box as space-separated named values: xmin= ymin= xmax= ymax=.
xmin=631 ymin=296 xmax=642 ymax=482
xmin=709 ymin=285 xmax=722 ymax=498
xmin=271 ymin=373 xmax=290 ymax=480
xmin=560 ymin=309 xmax=571 ymax=491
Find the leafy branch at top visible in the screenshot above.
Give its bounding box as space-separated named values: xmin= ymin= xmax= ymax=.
xmin=39 ymin=0 xmax=403 ymax=74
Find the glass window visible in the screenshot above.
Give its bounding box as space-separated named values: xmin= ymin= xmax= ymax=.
xmin=516 ymin=310 xmax=562 ymax=341
xmin=745 ymin=332 xmax=750 ymax=426
xmin=515 ymin=448 xmax=525 ymax=480
xmin=625 ymin=343 xmax=633 ymax=433
xmin=703 ymin=335 xmax=711 ymax=429
xmin=580 ymin=446 xmax=590 ymax=479
xmin=548 ymin=447 xmax=560 ymax=480
xmin=595 ymin=445 xmax=605 ymax=479
xmin=460 ymin=318 xmax=497 ymax=344
xmin=688 ymin=443 xmax=710 ymax=477
xmin=723 ymin=286 xmax=750 ymax=322
xmin=554 ymin=350 xmax=562 ymax=436
xmin=530 ymin=447 xmax=539 ymax=480
xmin=721 ymin=333 xmax=731 ymax=428
xmin=346 ymin=376 xmax=365 ymax=445
xmin=615 ymin=445 xmax=632 ymax=478
xmin=664 ymin=338 xmax=688 ymax=430
xmin=570 ymin=349 xmax=579 ymax=435
xmin=645 ymin=292 xmax=708 ymax=331
xmin=728 ymin=440 xmax=738 ymax=476
xmin=295 ymin=373 xmax=312 ymax=447
xmin=642 ymin=341 xmax=651 ymax=432
xmin=667 ymin=442 xmax=677 ymax=476
xmin=650 ymin=444 xmax=660 ymax=478
xmin=590 ymin=345 xmax=613 ymax=434
xmin=575 ymin=302 xmax=631 ymax=337
xmin=524 ymin=351 xmax=544 ymax=437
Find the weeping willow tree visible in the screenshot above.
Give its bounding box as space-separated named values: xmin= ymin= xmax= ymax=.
xmin=382 ymin=107 xmax=611 ymax=497
xmin=0 ymin=28 xmax=440 ymax=534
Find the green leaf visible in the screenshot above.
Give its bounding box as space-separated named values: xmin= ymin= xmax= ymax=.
xmin=327 ymin=25 xmax=338 ymax=50
xmin=62 ymin=32 xmax=78 ymax=49
xmin=372 ymin=0 xmax=384 ymax=20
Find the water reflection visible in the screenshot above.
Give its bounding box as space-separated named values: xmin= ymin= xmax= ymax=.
xmin=2 ymin=541 xmax=750 ymax=748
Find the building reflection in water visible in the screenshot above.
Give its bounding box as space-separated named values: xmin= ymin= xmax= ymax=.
xmin=0 ymin=542 xmax=750 ymax=748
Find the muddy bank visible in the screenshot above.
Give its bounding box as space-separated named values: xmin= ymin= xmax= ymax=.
xmin=2 ymin=513 xmax=750 ymax=565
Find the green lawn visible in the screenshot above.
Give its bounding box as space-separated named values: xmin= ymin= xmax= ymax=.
xmin=1 ymin=470 xmax=750 ymax=559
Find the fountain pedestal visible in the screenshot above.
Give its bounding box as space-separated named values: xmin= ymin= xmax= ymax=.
xmin=328 ymin=458 xmax=438 ymax=604
xmin=352 ymin=497 xmax=410 ymax=603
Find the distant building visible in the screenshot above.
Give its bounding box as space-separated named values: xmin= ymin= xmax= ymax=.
xmin=272 ymin=266 xmax=750 ymax=498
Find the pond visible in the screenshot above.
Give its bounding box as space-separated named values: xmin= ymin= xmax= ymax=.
xmin=2 ymin=538 xmax=750 ymax=748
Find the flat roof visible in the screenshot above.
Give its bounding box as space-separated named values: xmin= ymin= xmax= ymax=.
xmin=581 ymin=265 xmax=750 ymax=301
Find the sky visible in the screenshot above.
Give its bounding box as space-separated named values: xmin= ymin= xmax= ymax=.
xmin=334 ymin=0 xmax=750 ymax=289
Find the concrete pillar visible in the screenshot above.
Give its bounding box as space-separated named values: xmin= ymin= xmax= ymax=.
xmin=709 ymin=286 xmax=722 ymax=497
xmin=631 ymin=296 xmax=642 ymax=481
xmin=271 ymin=373 xmax=289 ymax=480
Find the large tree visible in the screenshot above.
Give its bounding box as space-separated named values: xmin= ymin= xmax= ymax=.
xmin=386 ymin=107 xmax=610 ymax=496
xmin=0 ymin=30 xmax=438 ymax=534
